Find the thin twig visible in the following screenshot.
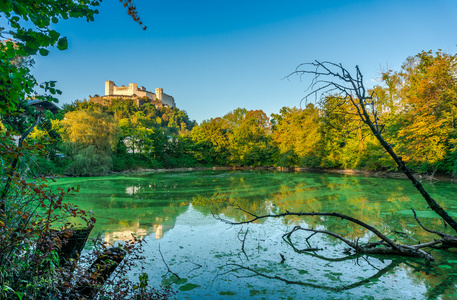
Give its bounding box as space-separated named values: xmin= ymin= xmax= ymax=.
xmin=237 ymin=227 xmax=249 ymax=261
xmin=411 ymin=208 xmax=446 ymax=238
xmin=158 ymin=244 xmax=180 ymax=280
xmin=186 ymin=259 xmax=202 ymax=276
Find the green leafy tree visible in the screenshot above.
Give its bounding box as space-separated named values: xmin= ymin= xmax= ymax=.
xmin=1 ymin=0 xmax=144 ymax=115
xmin=228 ymin=109 xmax=276 ymax=166
xmin=385 ymin=50 xmax=457 ymax=173
xmin=108 ymin=98 xmax=141 ymax=119
xmin=222 ymin=107 xmax=248 ymax=129
xmin=60 ymin=109 xmax=121 ymax=175
xmin=272 ymin=104 xmax=322 ymax=167
xmin=190 ymin=117 xmax=229 ymax=165
xmin=0 ymin=1 xmax=103 ymax=115
xmin=157 ymin=106 xmax=195 ymax=135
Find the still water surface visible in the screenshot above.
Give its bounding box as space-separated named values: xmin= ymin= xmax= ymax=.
xmin=52 ymin=170 xmax=457 ymax=299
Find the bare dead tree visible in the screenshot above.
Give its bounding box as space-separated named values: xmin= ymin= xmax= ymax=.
xmin=290 ymin=61 xmax=457 ymax=234
xmin=216 ymin=61 xmax=457 ymax=263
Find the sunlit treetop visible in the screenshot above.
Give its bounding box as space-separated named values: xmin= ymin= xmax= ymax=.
xmin=0 ymin=0 xmax=145 ymax=115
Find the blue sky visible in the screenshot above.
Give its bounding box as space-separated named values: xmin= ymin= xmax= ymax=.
xmin=32 ymin=0 xmax=457 ymax=123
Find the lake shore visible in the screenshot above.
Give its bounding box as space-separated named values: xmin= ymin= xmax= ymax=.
xmin=110 ymin=166 xmax=457 ymax=183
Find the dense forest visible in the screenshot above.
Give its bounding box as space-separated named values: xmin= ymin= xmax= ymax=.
xmin=2 ymin=49 xmax=456 ymax=177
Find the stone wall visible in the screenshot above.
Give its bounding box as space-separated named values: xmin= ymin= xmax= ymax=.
xmin=88 ymin=95 xmax=164 ymax=108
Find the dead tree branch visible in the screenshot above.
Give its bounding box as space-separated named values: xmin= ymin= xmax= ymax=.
xmin=411 ymin=208 xmax=457 ymax=249
xmin=283 ymin=227 xmax=323 ymax=252
xmin=288 ymin=61 xmax=457 ymax=233
xmin=216 ymin=209 xmax=435 ymax=262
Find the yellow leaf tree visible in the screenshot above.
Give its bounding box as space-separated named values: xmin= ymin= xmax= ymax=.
xmin=60 ymin=109 xmax=121 ymax=175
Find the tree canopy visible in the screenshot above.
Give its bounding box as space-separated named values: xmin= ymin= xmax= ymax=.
xmin=28 ymin=50 xmax=457 ymax=175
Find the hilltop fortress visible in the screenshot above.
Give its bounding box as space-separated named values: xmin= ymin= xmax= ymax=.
xmin=89 ymin=81 xmax=176 ymax=108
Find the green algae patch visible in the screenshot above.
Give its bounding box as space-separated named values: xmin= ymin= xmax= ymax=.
xmin=219 ymin=291 xmax=237 ymax=296
xmin=162 ymin=276 xmax=187 ymax=286
xmin=179 ymin=283 xmax=200 ymax=291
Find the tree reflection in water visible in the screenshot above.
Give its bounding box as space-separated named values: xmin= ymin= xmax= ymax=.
xmin=50 ymin=170 xmax=457 ymax=298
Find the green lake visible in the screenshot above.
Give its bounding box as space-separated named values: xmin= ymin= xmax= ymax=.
xmin=51 ymin=170 xmax=457 ymax=299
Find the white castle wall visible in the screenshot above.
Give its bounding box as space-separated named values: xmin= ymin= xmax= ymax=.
xmin=103 ymin=81 xmax=176 ymax=108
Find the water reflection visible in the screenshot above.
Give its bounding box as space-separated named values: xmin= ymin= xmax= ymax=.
xmin=50 ymin=170 xmax=457 ymax=299
xmin=100 ymin=220 xmax=175 ymax=244
xmin=125 ymin=185 xmax=141 ymax=196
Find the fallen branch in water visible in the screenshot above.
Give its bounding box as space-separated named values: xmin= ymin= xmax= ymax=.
xmin=214 ymin=205 xmax=457 ymax=263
